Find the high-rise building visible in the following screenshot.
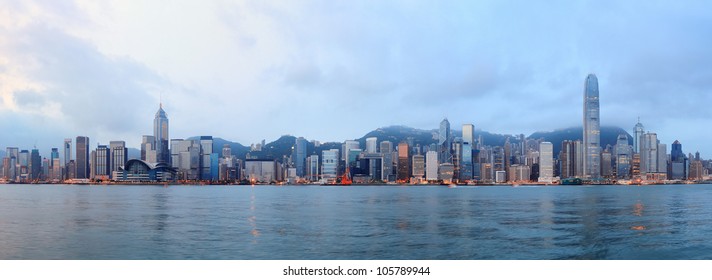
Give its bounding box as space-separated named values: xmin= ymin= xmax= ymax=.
xmin=426 ymin=151 xmax=438 ymax=181
xmin=63 ymin=138 xmax=71 ymax=180
xmin=397 ymin=141 xmax=411 ymax=182
xmin=222 ymin=144 xmax=231 ymax=158
xmin=321 ymin=149 xmax=339 ymax=181
xmin=412 ymin=154 xmax=425 ymax=179
xmin=294 ymin=137 xmax=307 ymax=177
xmin=29 ymin=149 xmax=41 ymax=180
xmin=109 ymin=141 xmax=127 ymax=178
xmin=154 ymin=104 xmax=170 ymax=164
xmin=615 ymin=134 xmax=632 ymax=179
xmin=461 ymin=124 xmax=474 ymax=181
xmin=93 ymin=145 xmax=111 ymax=180
xmin=689 ymin=160 xmax=704 ymax=181
xmin=634 ymin=118 xmax=645 ymax=154
xmin=583 ymin=74 xmax=601 ymax=179
xmin=670 ymin=140 xmax=688 ymax=180
xmin=640 ymin=132 xmax=658 ymax=174
xmin=574 ymin=140 xmax=584 ymax=178
xmin=3 ymin=147 xmax=18 ymax=180
xmin=380 ymin=141 xmax=393 ymax=181
xmin=307 ymin=155 xmax=319 ymax=181
xmin=366 ymin=137 xmax=378 ymax=154
xmin=141 ymin=135 xmax=155 ymax=162
xmin=50 ymin=148 xmax=61 ymax=180
xmin=657 ymin=143 xmax=667 ymax=175
xmin=439 ymin=118 xmax=451 ymax=163
xmin=170 ymin=139 xmax=201 ymax=180
xmin=539 ymin=142 xmax=553 ymax=182
xmin=18 ymin=150 xmax=29 ymax=181
xmin=199 ymin=136 xmax=216 ymax=180
xmin=342 ymin=140 xmax=359 ymax=164
xmin=559 ymin=140 xmax=574 ymax=178
xmin=601 ymin=148 xmax=613 ymax=178
xmin=75 ymin=136 xmax=90 ymax=179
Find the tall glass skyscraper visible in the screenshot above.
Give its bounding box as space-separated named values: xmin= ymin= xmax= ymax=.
xmin=634 ymin=118 xmax=644 ymax=154
xmin=75 ymin=136 xmax=89 ymax=179
xmin=294 ymin=137 xmax=307 ymax=177
xmin=583 ymin=74 xmax=601 ymax=179
xmin=154 ymin=104 xmax=170 ymax=164
xmin=439 ymin=118 xmax=451 ymax=163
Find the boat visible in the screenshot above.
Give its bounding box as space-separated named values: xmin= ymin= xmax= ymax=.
xmin=560 ymin=178 xmax=583 ymax=185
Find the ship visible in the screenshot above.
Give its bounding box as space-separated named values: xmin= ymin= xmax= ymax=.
xmin=560 ymin=178 xmax=583 ymax=185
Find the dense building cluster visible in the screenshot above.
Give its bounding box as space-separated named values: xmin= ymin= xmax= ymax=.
xmin=1 ymin=75 xmax=710 ymax=184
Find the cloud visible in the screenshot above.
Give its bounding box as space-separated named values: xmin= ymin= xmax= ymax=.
xmin=0 ymin=0 xmax=711 ymax=158
xmin=0 ymin=3 xmax=173 ymax=150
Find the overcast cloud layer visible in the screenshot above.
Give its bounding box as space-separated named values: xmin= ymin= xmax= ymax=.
xmin=1 ymin=0 xmax=711 ymax=157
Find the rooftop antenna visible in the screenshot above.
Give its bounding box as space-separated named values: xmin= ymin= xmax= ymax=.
xmin=159 ymin=91 xmax=162 ymax=108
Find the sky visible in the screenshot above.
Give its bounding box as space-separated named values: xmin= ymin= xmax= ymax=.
xmin=1 ymin=0 xmax=711 ymax=158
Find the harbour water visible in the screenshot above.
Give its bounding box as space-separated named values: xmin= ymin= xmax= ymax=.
xmin=1 ymin=184 xmax=711 ymax=259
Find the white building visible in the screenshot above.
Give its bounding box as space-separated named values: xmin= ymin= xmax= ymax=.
xmin=322 ymin=149 xmax=339 ymax=181
xmin=538 ymin=142 xmax=554 ymax=183
xmin=426 ymin=151 xmax=438 ymax=181
xmin=366 ymin=137 xmax=378 ymax=154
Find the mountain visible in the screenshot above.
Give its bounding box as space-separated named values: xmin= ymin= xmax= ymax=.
xmin=186 ymin=137 xmax=250 ymax=159
xmin=127 ymin=148 xmax=140 ymax=160
xmin=356 ymin=125 xmax=513 ymax=149
xmin=528 ymin=126 xmax=633 ymax=156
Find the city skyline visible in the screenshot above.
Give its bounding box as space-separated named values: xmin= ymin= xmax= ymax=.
xmin=1 ymin=1 xmax=711 ymax=156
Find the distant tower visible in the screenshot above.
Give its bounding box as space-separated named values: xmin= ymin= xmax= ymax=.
xmin=583 ymin=74 xmax=601 ymax=179
xmin=634 ymin=118 xmax=644 ymax=154
xmin=439 ymin=118 xmax=451 ymax=163
xmin=154 ymin=103 xmax=170 ymax=164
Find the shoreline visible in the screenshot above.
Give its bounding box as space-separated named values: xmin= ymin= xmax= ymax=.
xmin=1 ymin=180 xmax=710 ymax=186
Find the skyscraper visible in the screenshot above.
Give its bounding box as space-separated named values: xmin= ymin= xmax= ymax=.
xmin=538 ymin=142 xmax=553 ymax=182
xmin=640 ymin=132 xmax=658 ymax=174
xmin=200 ymin=136 xmax=214 ymax=180
xmin=380 ymin=141 xmax=394 ymax=181
xmin=426 ymin=150 xmax=438 ymax=181
xmin=29 ymin=149 xmax=41 ymax=180
xmin=75 ymin=136 xmax=90 ymax=179
xmin=63 ymin=138 xmax=71 ymax=180
xmin=154 ymin=104 xmax=170 ymax=164
xmin=634 ymin=118 xmax=644 ymax=154
xmin=670 ymin=140 xmax=687 ymax=180
xmin=615 ymin=134 xmax=632 ymax=179
xmin=366 ymin=137 xmax=378 ymax=154
xmin=94 ymin=145 xmax=111 ymax=179
xmin=439 ymin=118 xmax=451 ymax=163
xmin=397 ymin=141 xmax=411 ymax=182
xmin=583 ymin=74 xmax=601 ymax=179
xmin=294 ymin=137 xmax=307 ymax=177
xmin=460 ymin=124 xmax=474 ymax=181
xmin=321 ymin=149 xmax=339 ymax=181
xmin=141 ymin=135 xmax=155 ymax=162
xmin=110 ymin=141 xmax=127 ymax=178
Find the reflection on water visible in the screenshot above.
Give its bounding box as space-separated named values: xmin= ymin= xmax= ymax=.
xmin=1 ymin=184 xmax=712 ymax=259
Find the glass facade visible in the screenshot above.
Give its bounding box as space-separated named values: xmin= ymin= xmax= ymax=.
xmin=583 ymin=74 xmax=601 ymax=179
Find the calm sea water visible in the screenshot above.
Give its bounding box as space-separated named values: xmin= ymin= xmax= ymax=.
xmin=1 ymin=184 xmax=711 ymax=260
